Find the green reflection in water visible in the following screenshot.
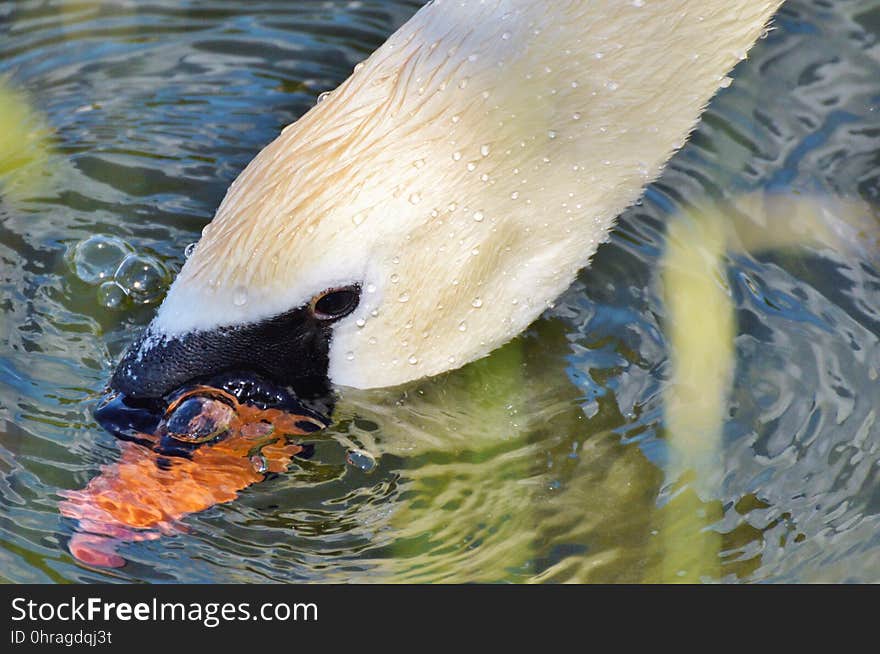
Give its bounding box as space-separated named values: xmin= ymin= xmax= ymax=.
xmin=334 ymin=319 xmax=668 ymax=583
xmin=0 ymin=79 xmax=54 ymax=200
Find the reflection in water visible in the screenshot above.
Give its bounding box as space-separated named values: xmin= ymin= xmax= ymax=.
xmin=0 ymin=78 xmax=54 ymax=199
xmin=60 ymin=386 xmax=324 ymax=568
xmin=336 ymin=324 xmax=661 ymax=582
xmin=658 ymin=194 xmax=878 ymax=582
xmin=659 ymin=208 xmax=733 ymax=582
xmin=0 ymin=0 xmax=878 ymax=582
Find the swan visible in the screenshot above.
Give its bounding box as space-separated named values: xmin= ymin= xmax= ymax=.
xmin=108 ymin=0 xmax=785 ymax=409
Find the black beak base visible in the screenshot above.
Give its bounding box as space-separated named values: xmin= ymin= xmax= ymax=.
xmin=111 ymin=304 xmax=333 ymax=401
xmin=98 ymin=304 xmax=338 ymax=439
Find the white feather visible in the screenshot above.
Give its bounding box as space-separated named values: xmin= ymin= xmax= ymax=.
xmin=154 ymin=0 xmax=784 ymax=388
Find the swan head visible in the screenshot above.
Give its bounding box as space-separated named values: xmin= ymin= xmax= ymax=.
xmin=103 ymin=0 xmax=782 ymax=425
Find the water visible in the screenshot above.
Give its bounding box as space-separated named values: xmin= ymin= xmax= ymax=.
xmin=0 ymin=0 xmax=878 ymax=583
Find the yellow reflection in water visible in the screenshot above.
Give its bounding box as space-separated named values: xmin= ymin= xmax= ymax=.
xmin=656 ymin=193 xmax=878 ymax=582
xmin=0 ymin=79 xmax=54 ymax=200
xmin=658 ymin=207 xmax=732 ymax=582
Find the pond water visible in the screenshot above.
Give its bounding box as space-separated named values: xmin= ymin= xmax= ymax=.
xmin=0 ymin=0 xmax=878 ymax=583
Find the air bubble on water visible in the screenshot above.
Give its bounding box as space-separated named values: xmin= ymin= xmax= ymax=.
xmin=114 ymin=254 xmax=169 ymax=304
xmin=346 ymin=351 xmax=355 ymax=361
xmin=409 ymin=192 xmax=421 ymax=205
xmin=473 ymin=211 xmax=484 ymax=222
xmin=398 ymin=291 xmax=410 ymax=303
xmin=97 ymin=281 xmax=128 ymax=311
xmin=458 ymin=321 xmax=467 ymax=332
xmin=390 ymin=273 xmax=400 ymax=284
xmin=472 ymin=297 xmax=483 ymax=308
xmin=346 ymin=448 xmax=377 ymax=473
xmin=547 ymin=130 xmax=557 ymax=139
xmin=356 ymin=318 xmax=366 ymax=328
xmin=69 ymin=234 xmax=134 ymax=285
xmin=480 ymin=144 xmax=490 ymax=157
xmin=366 ymin=283 xmax=377 ymax=293
xmin=407 ymin=355 xmax=418 ymax=365
xmin=183 ymin=242 xmax=197 ymax=258
xmin=250 ymin=454 xmax=268 ymax=474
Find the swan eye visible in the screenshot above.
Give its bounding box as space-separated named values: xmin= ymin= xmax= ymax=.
xmin=311 ymin=285 xmax=360 ymax=321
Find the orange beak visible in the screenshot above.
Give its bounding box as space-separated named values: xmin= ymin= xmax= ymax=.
xmin=60 ymin=387 xmax=326 ymax=568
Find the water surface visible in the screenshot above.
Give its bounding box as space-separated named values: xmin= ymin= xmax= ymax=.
xmin=0 ymin=0 xmax=878 ymax=583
